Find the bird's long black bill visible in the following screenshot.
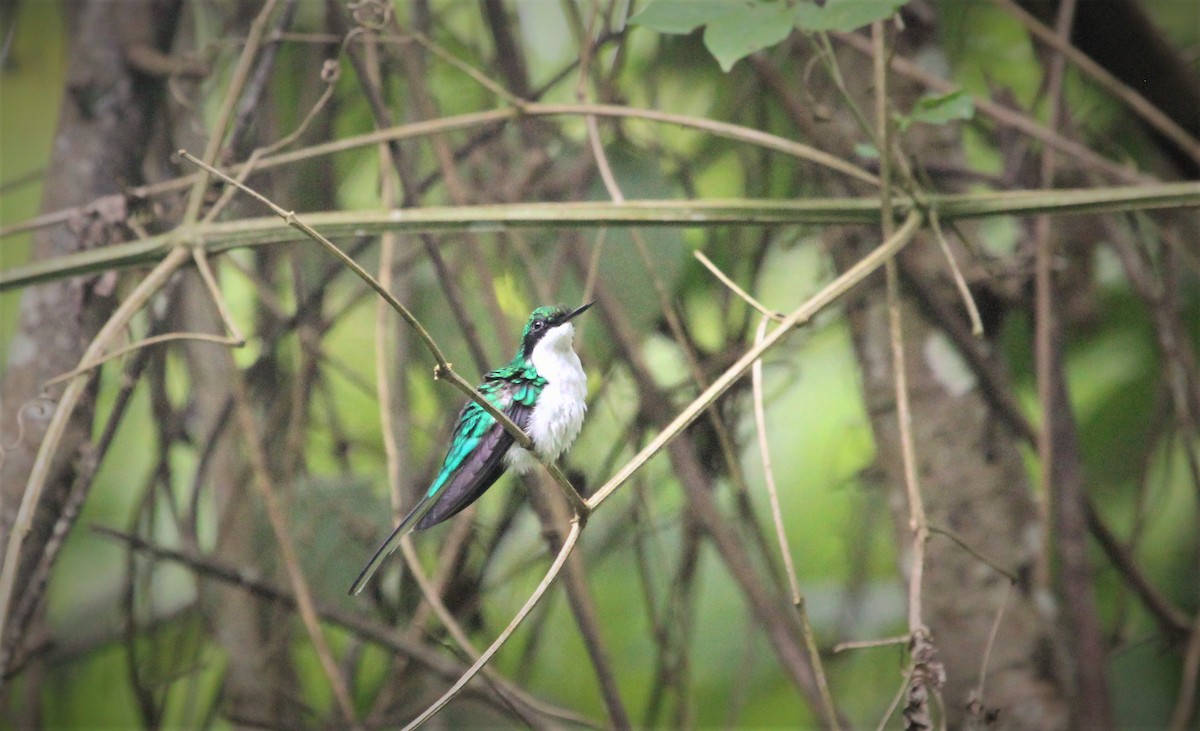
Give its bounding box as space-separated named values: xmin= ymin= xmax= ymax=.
xmin=563 ymin=301 xmax=595 ymax=323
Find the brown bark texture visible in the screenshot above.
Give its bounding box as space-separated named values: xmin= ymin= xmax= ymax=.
xmin=817 ymin=19 xmax=1077 ymax=729
xmin=0 ymin=0 xmax=180 ymax=662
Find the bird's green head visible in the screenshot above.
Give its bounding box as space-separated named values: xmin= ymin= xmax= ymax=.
xmin=519 ymin=302 xmax=594 ymax=360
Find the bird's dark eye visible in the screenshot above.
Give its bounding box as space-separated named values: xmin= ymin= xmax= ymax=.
xmin=532 ymin=319 xmax=545 ymax=331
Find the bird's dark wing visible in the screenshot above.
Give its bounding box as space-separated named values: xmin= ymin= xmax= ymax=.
xmin=414 ymin=398 xmax=532 ymax=529
xmin=348 ymin=381 xmax=533 ymax=596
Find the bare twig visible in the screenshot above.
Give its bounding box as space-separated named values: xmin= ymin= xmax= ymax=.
xmin=925 ymin=209 xmax=983 ymax=336
xmin=927 ymin=526 xmax=1018 ymax=584
xmin=875 ymin=664 xmax=916 ymax=731
xmin=873 ymin=21 xmax=939 ymax=731
xmin=987 ymin=0 xmax=1200 ymax=168
xmin=1033 ymin=2 xmax=1114 ymax=726
xmin=968 ymin=581 xmax=1013 ymax=724
xmin=694 ymin=250 xmax=784 ymax=321
xmin=90 ymin=526 xmax=594 ymax=725
xmin=751 ymin=316 xmax=801 ymax=603
xmin=224 ymin=344 xmax=359 ymax=724
xmin=400 ymin=520 xmax=584 ymax=729
xmin=833 ymin=635 xmax=909 ymax=653
xmin=589 ymin=209 xmax=923 ymax=510
xmin=181 ymin=0 xmax=282 ymax=224
xmin=1085 ymin=499 xmax=1190 ymax=636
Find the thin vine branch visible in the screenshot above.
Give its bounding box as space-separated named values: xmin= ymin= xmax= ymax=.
xmin=5 ymin=182 xmax=1197 ymax=292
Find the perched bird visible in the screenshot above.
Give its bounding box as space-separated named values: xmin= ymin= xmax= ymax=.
xmin=349 ymin=302 xmax=593 ymax=595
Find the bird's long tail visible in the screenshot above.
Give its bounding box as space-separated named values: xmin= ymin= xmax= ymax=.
xmin=347 ymin=491 xmax=440 ymax=595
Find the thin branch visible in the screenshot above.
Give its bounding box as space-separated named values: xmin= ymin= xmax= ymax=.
xmin=833 ymin=635 xmax=909 ymax=653
xmin=694 ymin=250 xmax=784 ymax=321
xmin=925 ymin=208 xmax=983 ymax=336
xmin=181 ymin=0 xmax=282 ymax=224
xmin=588 ymin=210 xmax=924 ymax=510
xmin=987 ymin=0 xmax=1200 ymax=168
xmin=1033 ymin=1 xmax=1114 ymax=725
xmin=873 ymin=20 xmax=938 ymax=731
xmin=224 ymin=344 xmax=359 ymax=725
xmin=927 ymin=526 xmax=1018 ymax=584
xmin=1085 ymin=498 xmax=1189 ymax=635
xmin=968 ymin=581 xmax=1013 ymax=724
xmin=401 ymin=520 xmax=583 ymax=729
xmin=190 ymin=247 xmax=246 ymax=344
xmin=89 ymin=526 xmax=594 ymax=726
xmin=7 ymin=182 xmax=1199 ymax=291
xmin=43 ymin=332 xmax=242 ymax=387
xmin=875 ymin=664 xmax=915 ymax=731
xmin=751 ymin=316 xmax=801 ymax=603
xmin=407 ymin=30 xmax=525 ymax=106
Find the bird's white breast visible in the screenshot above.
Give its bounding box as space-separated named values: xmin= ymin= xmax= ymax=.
xmin=505 ymin=322 xmax=587 ymax=474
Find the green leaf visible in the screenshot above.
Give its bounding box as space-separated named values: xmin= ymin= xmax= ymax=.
xmin=703 ymin=2 xmax=797 ymax=72
xmin=628 ymin=0 xmax=739 ymax=34
xmin=899 ymin=89 xmax=976 ymax=130
xmin=793 ymin=0 xmax=908 ymax=32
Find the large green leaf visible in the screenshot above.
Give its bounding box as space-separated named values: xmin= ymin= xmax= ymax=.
xmin=630 ymin=0 xmax=799 ymax=72
xmin=792 ymin=0 xmax=908 ymax=32
xmin=703 ymin=2 xmax=797 ymax=71
xmin=627 ymin=0 xmax=739 ymax=34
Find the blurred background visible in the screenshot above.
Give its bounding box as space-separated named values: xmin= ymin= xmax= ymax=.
xmin=1 ymin=0 xmax=1198 ymax=728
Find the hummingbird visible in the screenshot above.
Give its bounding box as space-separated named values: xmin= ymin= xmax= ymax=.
xmin=349 ymin=302 xmax=594 ymax=595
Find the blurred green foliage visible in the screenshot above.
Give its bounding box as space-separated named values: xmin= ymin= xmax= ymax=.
xmin=1 ymin=0 xmax=1197 ymax=727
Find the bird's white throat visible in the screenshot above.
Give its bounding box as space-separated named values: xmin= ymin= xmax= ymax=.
xmin=505 ymin=322 xmax=587 ymax=474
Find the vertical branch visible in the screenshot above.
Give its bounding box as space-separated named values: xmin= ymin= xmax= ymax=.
xmin=751 ymin=317 xmax=802 ymax=603
xmin=1033 ymin=2 xmax=1113 ymax=727
xmin=526 ymin=476 xmax=632 ymax=729
xmin=871 ymin=20 xmax=939 ymax=731
xmin=224 ymin=351 xmax=359 ymax=725
xmin=180 ymin=0 xmax=281 ymax=224
xmin=366 ymin=21 xmax=406 ymax=531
